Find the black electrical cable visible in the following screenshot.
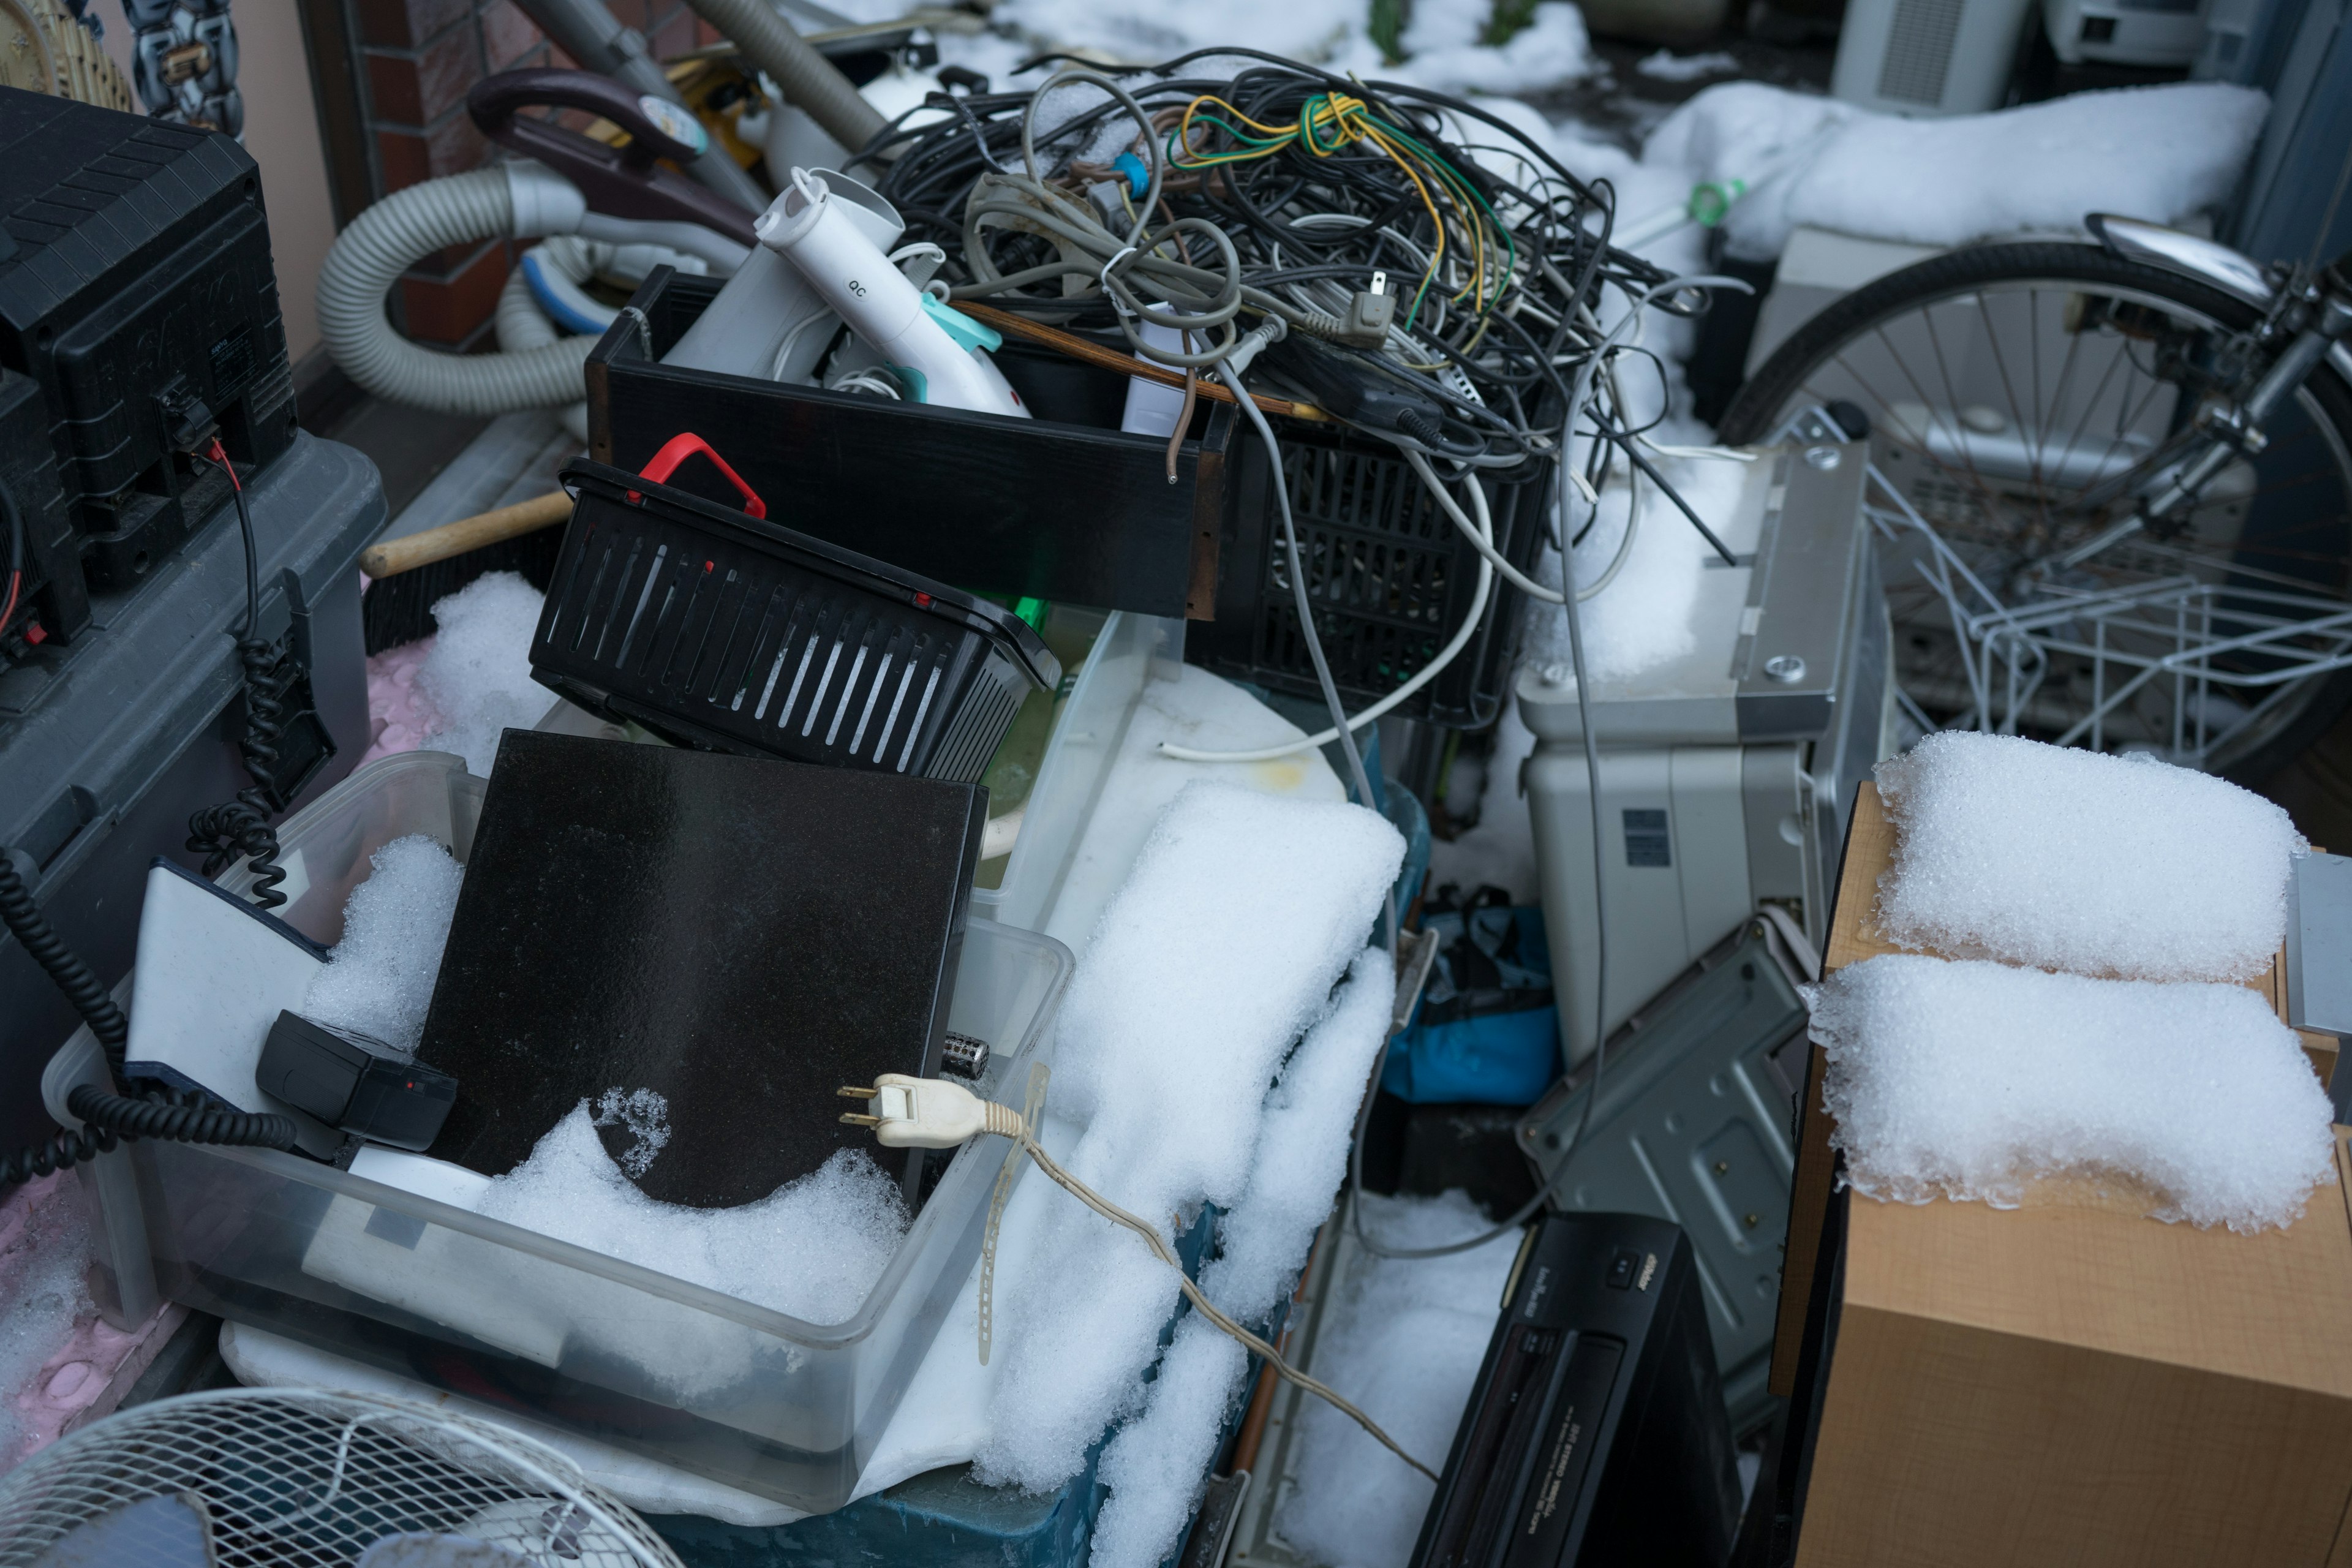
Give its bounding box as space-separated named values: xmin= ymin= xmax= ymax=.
xmin=184 ymin=439 xmax=292 ymax=908
xmin=1 ymin=845 xmax=298 ymax=1192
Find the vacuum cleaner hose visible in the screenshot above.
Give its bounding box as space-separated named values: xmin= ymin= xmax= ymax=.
xmin=679 ymin=0 xmax=885 ymax=157
xmin=318 ymin=168 xmax=595 ymax=416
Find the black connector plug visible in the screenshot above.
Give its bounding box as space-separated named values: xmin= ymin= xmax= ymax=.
xmin=1265 ymin=331 xmax=1444 ymax=443
xmin=257 ymin=1011 xmax=457 ymax=1152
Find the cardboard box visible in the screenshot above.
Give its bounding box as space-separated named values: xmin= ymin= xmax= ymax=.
xmin=1779 ymin=783 xmax=2352 ymax=1567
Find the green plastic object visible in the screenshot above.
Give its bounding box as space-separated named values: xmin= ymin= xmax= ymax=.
xmin=1687 ymin=178 xmax=1747 ymax=228
xmin=922 ymin=293 xmax=1004 ymax=353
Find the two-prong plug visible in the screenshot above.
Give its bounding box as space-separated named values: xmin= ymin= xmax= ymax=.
xmin=839 ymin=1075 xmax=1024 ymax=1148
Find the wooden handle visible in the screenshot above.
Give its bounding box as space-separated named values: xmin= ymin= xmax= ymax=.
xmin=360 ymin=489 xmax=575 ymax=579
xmin=950 ymin=302 xmax=1328 ymax=422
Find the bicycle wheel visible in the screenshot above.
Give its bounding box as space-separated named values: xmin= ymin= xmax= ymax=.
xmin=1721 ymin=241 xmax=2352 ymax=781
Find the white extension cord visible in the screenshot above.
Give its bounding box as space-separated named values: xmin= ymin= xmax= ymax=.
xmin=838 ymin=1066 xmax=1438 ymax=1479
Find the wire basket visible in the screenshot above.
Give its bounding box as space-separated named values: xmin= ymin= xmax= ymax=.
xmin=0 ymin=1387 xmax=685 ymax=1567
xmin=1188 ymin=417 xmax=1556 ymax=731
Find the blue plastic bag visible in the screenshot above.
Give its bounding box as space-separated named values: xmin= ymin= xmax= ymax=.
xmin=1382 ymin=896 xmax=1558 ymax=1106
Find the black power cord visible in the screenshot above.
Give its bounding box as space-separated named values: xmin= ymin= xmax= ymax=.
xmin=4 ymin=436 xmax=305 ymax=1191
xmin=1 ymin=846 xmax=298 ymax=1191
xmin=184 ymin=438 xmax=292 ymax=908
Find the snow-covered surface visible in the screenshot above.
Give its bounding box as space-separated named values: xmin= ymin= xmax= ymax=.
xmin=414 ymin=572 xmax=551 ymax=778
xmin=1092 ymin=950 xmax=1396 ymax=1568
xmin=1273 ymin=1191 xmax=1523 ymax=1568
xmin=1648 ymin=80 xmax=2269 ymax=260
xmin=1042 ymin=666 xmax=1353 ymax=952
xmin=1814 ymin=954 xmax=2336 ymax=1233
xmin=976 ymin=782 xmax=1401 ymax=1490
xmin=301 ymin=835 xmax=463 ymax=1056
xmin=474 ymin=1098 xmax=910 ymax=1327
xmin=1875 ymin=734 xmax=2303 ymax=983
xmin=1638 ymin=48 xmax=1740 ymax=81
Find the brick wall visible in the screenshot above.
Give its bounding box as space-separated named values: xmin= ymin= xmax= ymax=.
xmin=349 ymin=0 xmax=717 ymax=348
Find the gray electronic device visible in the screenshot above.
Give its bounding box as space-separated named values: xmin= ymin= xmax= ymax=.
xmin=1521 ymin=440 xmax=1893 ymax=1068
xmin=2286 ymin=850 xmax=2352 ymax=1121
xmin=1515 ymin=918 xmax=1809 ymax=1432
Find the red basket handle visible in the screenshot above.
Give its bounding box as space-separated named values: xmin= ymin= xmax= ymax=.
xmin=632 ymin=433 xmax=767 ymax=520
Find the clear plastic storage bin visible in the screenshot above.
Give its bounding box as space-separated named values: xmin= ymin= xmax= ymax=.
xmin=127 ymin=749 xmax=1075 ymax=1513
xmin=971 ymin=610 xmax=1182 ymax=930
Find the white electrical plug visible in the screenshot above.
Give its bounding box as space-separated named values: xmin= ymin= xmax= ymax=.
xmin=839 ymin=1073 xmax=1022 ymax=1148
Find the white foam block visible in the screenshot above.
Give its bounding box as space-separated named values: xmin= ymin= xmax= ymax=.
xmin=1813 ymin=954 xmax=2336 ymax=1232
xmin=1274 ymin=1191 xmax=1524 ymax=1568
xmin=301 ymin=835 xmax=463 ymax=1057
xmin=1875 ymin=733 xmax=2304 ymax=983
xmin=1092 ymin=950 xmax=1395 ymax=1568
xmin=418 ymin=571 xmax=553 ymax=777
xmin=975 ymin=782 xmax=1402 ymax=1491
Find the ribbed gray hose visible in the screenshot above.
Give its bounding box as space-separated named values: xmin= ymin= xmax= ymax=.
xmin=681 ymin=0 xmax=885 ymax=156
xmin=318 ymin=168 xmax=594 ymax=416
xmin=495 ymin=245 xmax=594 ymax=442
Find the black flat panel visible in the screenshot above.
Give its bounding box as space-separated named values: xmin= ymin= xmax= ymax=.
xmin=417 ymin=729 xmax=984 ymax=1209
xmin=585 ymin=270 xmax=1232 ymax=621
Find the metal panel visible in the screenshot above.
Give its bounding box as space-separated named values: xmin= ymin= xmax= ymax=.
xmin=1515 ymin=919 xmax=1807 ymax=1434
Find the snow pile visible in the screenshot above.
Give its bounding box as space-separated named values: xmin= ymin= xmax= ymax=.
xmin=1274 ymin=1191 xmax=1523 ymax=1568
xmin=474 ymin=1095 xmax=910 ymax=1326
xmin=417 ymin=572 xmax=550 ymax=777
xmin=1091 ymin=952 xmax=1396 ymax=1568
xmin=1813 ymin=955 xmax=2335 ymax=1232
xmin=976 ymin=782 xmax=1403 ymax=1491
xmin=301 ymin=835 xmax=464 ymax=1056
xmin=1875 ymin=733 xmax=2302 ymax=982
xmin=1638 ymin=48 xmax=1740 ymax=81
xmin=1647 ymin=81 xmax=2269 ymax=260
xmin=1518 ymin=450 xmax=1752 ymax=687
xmin=979 ymin=0 xmax=1593 ymax=91
xmin=1386 ymin=0 xmax=1594 ymax=95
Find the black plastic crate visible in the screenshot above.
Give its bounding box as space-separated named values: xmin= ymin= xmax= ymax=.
xmin=533 ymin=443 xmax=1060 ymax=782
xmin=1188 ymin=418 xmax=1555 ymax=729
xmin=586 ymin=269 xmax=1235 ymax=621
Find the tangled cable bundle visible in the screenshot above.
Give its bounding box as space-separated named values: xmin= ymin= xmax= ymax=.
xmin=864 ymin=49 xmax=1713 ymax=486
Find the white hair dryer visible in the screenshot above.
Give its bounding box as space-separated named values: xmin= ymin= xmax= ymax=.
xmin=661 ymin=167 xmax=903 ymax=383
xmin=760 ymin=168 xmax=1030 ymax=420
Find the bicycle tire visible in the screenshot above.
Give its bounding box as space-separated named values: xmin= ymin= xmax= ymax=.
xmin=1720 ymin=239 xmax=2352 ymax=785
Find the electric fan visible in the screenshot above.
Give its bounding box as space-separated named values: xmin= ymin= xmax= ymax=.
xmin=0 ymin=1386 xmax=684 ymax=1567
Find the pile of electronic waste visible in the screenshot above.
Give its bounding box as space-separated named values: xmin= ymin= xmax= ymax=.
xmin=0 ymin=17 xmax=1911 ymax=1568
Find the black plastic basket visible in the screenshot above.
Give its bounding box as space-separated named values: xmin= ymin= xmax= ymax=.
xmin=1187 ymin=417 xmax=1556 ymax=729
xmin=532 ymin=439 xmax=1060 ymax=782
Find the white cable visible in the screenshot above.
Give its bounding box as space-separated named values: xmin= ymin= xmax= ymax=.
xmin=1157 ymin=458 xmax=1496 ymax=764
xmin=1406 ymin=447 xmax=1563 ymax=605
